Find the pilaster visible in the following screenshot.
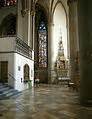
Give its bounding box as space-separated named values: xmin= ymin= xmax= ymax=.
xmin=68 ymin=0 xmax=80 ymax=88
xmin=78 ymin=0 xmax=92 ymax=106
xmin=48 ymin=13 xmax=55 ymax=83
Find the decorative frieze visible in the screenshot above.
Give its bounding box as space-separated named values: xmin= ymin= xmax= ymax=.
xmin=15 ymin=37 xmax=32 ymax=59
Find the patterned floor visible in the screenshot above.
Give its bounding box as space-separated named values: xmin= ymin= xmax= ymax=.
xmin=0 ymin=84 xmax=92 ymax=119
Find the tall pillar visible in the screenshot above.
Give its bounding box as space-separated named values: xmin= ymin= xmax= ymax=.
xmin=28 ymin=10 xmax=31 ymax=46
xmin=30 ymin=0 xmax=35 ymax=50
xmin=21 ymin=0 xmax=35 ymax=49
xmin=29 ymin=0 xmax=35 ymax=62
xmin=28 ymin=0 xmax=35 ymax=49
xmin=48 ymin=14 xmax=54 ymax=83
xmin=78 ymin=0 xmax=92 ymax=106
xmin=68 ymin=0 xmax=80 ymax=87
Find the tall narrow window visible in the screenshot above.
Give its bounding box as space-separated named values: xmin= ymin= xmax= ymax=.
xmin=38 ymin=22 xmax=47 ymax=68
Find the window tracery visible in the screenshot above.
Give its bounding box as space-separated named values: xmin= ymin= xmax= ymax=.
xmin=38 ymin=22 xmax=47 ymax=68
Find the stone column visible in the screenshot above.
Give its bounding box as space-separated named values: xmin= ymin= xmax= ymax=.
xmin=27 ymin=0 xmax=31 ymax=46
xmin=68 ymin=0 xmax=80 ymax=87
xmin=48 ymin=14 xmax=55 ymax=83
xmin=31 ymin=0 xmax=35 ymax=50
xmin=28 ymin=10 xmax=31 ymax=46
xmin=78 ymin=0 xmax=92 ymax=105
xmin=27 ymin=0 xmax=35 ymax=49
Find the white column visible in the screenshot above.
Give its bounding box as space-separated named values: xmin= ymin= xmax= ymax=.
xmin=48 ymin=15 xmax=55 ymax=83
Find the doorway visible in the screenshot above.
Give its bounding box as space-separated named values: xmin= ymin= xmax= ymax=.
xmin=0 ymin=61 xmax=8 ymax=83
xmin=24 ymin=64 xmax=30 ymax=82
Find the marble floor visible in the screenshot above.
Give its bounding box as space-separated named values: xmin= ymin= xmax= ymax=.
xmin=0 ymin=84 xmax=92 ymax=119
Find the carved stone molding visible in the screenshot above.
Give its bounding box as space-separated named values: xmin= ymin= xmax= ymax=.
xmin=15 ymin=37 xmax=32 ymax=59
xmin=21 ymin=9 xmax=28 ymax=17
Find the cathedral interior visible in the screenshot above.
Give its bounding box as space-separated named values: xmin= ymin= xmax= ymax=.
xmin=0 ymin=0 xmax=92 ymax=119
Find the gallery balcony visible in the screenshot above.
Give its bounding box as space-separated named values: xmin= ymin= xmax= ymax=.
xmin=0 ymin=36 xmax=33 ymax=60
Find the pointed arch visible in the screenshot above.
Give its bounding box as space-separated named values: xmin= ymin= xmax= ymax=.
xmin=0 ymin=13 xmax=16 ymax=36
xmin=24 ymin=64 xmax=30 ymax=82
xmin=52 ymin=0 xmax=67 ymax=20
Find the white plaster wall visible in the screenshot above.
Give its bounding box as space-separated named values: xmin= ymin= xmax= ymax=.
xmin=14 ymin=53 xmax=34 ymax=91
xmin=52 ymin=3 xmax=67 ymax=68
xmin=0 ymin=37 xmax=15 ymax=51
xmin=0 ymin=53 xmax=15 ymax=87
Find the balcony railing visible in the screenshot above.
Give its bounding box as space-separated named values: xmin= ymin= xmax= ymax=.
xmin=0 ymin=36 xmax=33 ymax=60
xmin=15 ymin=37 xmax=32 ymax=59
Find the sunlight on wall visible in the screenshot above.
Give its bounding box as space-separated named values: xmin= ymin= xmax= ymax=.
xmin=53 ymin=3 xmax=67 ymax=64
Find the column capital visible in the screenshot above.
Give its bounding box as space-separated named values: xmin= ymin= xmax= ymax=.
xmin=67 ymin=0 xmax=77 ymax=5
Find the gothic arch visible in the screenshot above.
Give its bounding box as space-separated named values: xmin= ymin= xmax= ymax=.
xmin=51 ymin=0 xmax=69 ymax=59
xmin=52 ymin=1 xmax=67 ymax=19
xmin=50 ymin=0 xmax=69 ymax=31
xmin=0 ymin=13 xmax=16 ymax=36
xmin=35 ymin=3 xmax=49 ymax=25
xmin=24 ymin=64 xmax=30 ymax=82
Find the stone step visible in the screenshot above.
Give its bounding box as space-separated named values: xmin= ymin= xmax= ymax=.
xmin=0 ymin=83 xmax=21 ymax=100
xmin=1 ymin=88 xmax=17 ymax=95
xmin=6 ymin=91 xmax=20 ymax=97
xmin=0 ymin=87 xmax=10 ymax=92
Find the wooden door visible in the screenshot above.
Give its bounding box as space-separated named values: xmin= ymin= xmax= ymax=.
xmin=0 ymin=61 xmax=8 ymax=83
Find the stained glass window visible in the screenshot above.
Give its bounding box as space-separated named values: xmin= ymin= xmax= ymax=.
xmin=38 ymin=22 xmax=47 ymax=68
xmin=0 ymin=0 xmax=16 ymax=8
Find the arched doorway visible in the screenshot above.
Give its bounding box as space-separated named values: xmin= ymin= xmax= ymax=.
xmin=24 ymin=64 xmax=30 ymax=82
